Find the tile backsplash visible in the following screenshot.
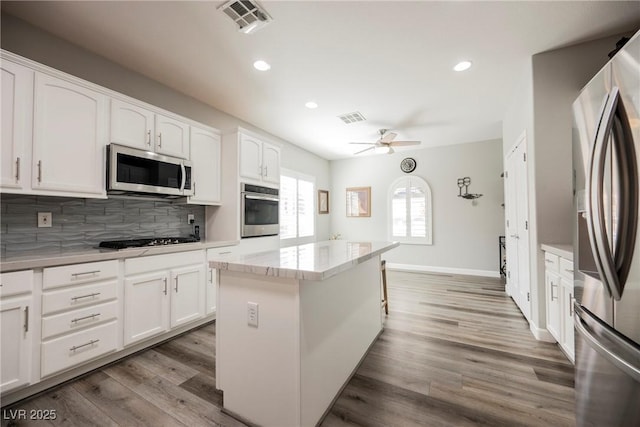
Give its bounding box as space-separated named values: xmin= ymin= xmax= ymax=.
xmin=0 ymin=194 xmax=205 ymax=257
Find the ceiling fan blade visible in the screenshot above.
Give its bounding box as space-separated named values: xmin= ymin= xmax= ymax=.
xmin=348 ymin=142 xmax=375 ymax=145
xmin=354 ymin=146 xmax=376 ymax=155
xmin=389 ymin=141 xmax=421 ymax=147
xmin=380 ymin=132 xmax=397 ymax=143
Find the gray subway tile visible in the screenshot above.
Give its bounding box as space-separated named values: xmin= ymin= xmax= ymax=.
xmin=85 ymin=214 xmax=124 ymax=224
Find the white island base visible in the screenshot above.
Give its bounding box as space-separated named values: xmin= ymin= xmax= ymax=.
xmin=212 ymin=241 xmax=398 ymax=426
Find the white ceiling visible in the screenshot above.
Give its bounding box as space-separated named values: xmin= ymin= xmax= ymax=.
xmin=3 ymin=1 xmax=640 ymax=160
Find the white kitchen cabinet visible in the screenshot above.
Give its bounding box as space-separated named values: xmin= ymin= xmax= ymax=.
xmin=205 ymin=246 xmax=236 ymax=315
xmin=189 ymin=125 xmax=221 ymax=205
xmin=239 ymin=131 xmax=280 ymax=186
xmin=543 ymin=249 xmax=575 ymax=362
xmin=1 ymin=60 xmax=33 ymax=192
xmin=110 ymin=98 xmax=190 ymax=159
xmin=32 ymin=73 xmax=107 ymax=197
xmin=0 ymin=270 xmax=34 ymax=394
xmin=124 ymin=251 xmax=205 ymax=346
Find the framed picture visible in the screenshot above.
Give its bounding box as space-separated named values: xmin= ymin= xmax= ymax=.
xmin=318 ymin=189 xmax=329 ymax=214
xmin=346 ymin=187 xmax=371 ymax=217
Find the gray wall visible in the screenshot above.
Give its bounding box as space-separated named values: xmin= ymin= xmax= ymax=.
xmin=330 ymin=139 xmax=505 ymax=275
xmin=0 ymin=194 xmax=205 ymax=257
xmin=0 ymin=12 xmax=332 ymax=249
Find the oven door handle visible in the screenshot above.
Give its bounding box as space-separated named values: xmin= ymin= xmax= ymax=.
xmin=245 ymin=194 xmax=279 ymax=202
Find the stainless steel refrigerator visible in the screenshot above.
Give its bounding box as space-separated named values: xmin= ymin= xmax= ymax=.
xmin=572 ymin=31 xmax=640 ymax=426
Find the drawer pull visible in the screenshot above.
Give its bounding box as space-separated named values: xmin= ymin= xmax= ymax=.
xmin=71 ymin=270 xmax=101 ymax=279
xmin=219 ymin=251 xmax=232 ymax=255
xmin=24 ymin=306 xmax=29 ymax=333
xmin=70 ymin=339 xmax=100 ymax=352
xmin=545 ymin=259 xmax=554 ymax=263
xmin=71 ymin=292 xmax=101 ymax=301
xmin=71 ymin=313 xmax=100 ymax=324
xmin=565 ymin=269 xmax=574 ymax=273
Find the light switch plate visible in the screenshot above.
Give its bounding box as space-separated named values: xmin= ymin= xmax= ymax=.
xmin=38 ymin=212 xmax=52 ymax=228
xmin=247 ymin=302 xmax=259 ymax=327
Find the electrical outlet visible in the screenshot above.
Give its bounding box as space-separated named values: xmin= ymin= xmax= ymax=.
xmin=187 ymin=214 xmax=195 ymax=224
xmin=247 ymin=302 xmax=259 ymax=327
xmin=38 ymin=212 xmax=52 ymax=228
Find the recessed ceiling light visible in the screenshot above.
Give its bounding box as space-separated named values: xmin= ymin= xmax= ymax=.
xmin=305 ymin=101 xmax=318 ymax=109
xmin=453 ymin=60 xmax=472 ymax=72
xmin=253 ymin=60 xmax=271 ymax=71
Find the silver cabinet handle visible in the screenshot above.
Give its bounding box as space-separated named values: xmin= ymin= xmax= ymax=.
xmin=545 ymin=259 xmax=553 ymax=263
xmin=193 ymin=181 xmax=197 ymax=196
xmin=24 ymin=306 xmax=29 ymax=333
xmin=264 ymin=165 xmax=268 ymax=177
xmin=147 ymin=130 xmax=151 ymax=146
xmin=209 ymin=269 xmax=213 ymax=283
xmin=163 ymin=278 xmax=168 ymax=295
xmin=71 ymin=313 xmax=100 ymax=324
xmin=569 ymin=293 xmax=574 ymax=316
xmin=509 ymin=234 xmax=519 ymax=239
xmin=218 ymin=251 xmax=232 ymax=255
xmin=37 ymin=160 xmax=42 ymax=183
xmin=158 ymin=132 xmax=162 ymax=147
xmin=71 ymin=292 xmax=101 ymax=301
xmin=550 ymin=280 xmax=558 ymax=301
xmin=70 ymin=339 xmax=99 ymax=352
xmin=71 ymin=270 xmax=101 ymax=279
xmin=15 ymin=157 xmax=20 ymax=182
xmin=565 ymin=269 xmax=574 ymax=274
xmin=174 ymin=277 xmax=179 ymax=293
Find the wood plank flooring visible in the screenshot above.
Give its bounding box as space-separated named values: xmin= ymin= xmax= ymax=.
xmin=1 ymin=271 xmax=575 ymax=426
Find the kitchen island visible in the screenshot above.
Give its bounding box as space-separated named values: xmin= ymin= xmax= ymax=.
xmin=210 ymin=240 xmax=398 ymax=426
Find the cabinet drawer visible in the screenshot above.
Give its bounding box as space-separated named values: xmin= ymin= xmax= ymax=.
xmin=207 ymin=246 xmax=236 ymax=259
xmin=0 ymin=270 xmax=33 ymax=298
xmin=544 ymin=252 xmax=559 ymax=273
xmin=125 ymin=250 xmax=203 ymax=276
xmin=42 ymin=280 xmax=117 ymax=315
xmin=559 ymin=258 xmax=574 ymax=281
xmin=42 ymin=300 xmax=118 ymax=340
xmin=43 ymin=260 xmax=118 ymax=290
xmin=41 ymin=320 xmax=117 ymax=377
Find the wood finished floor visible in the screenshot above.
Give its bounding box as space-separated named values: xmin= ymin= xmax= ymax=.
xmin=2 ymin=271 xmax=575 ymax=427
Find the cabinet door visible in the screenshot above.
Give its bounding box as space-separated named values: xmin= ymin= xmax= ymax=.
xmin=189 ymin=126 xmax=221 ymax=205
xmin=110 ymin=98 xmax=154 ymax=150
xmin=1 ymin=60 xmax=33 ymax=191
xmin=170 ymin=264 xmax=205 ymax=328
xmin=261 ymin=142 xmax=280 ymax=185
xmin=546 ymin=270 xmax=561 ymax=341
xmin=0 ymin=296 xmax=32 ymax=393
xmin=561 ymin=277 xmax=575 ymax=361
xmin=123 ymin=271 xmax=170 ymax=346
xmin=239 ymin=134 xmax=263 ymax=181
xmin=32 ymin=73 xmax=106 ymax=197
xmin=155 ymin=113 xmax=189 ymax=159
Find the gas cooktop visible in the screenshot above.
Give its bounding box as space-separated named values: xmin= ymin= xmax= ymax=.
xmin=98 ymin=237 xmax=199 ymax=250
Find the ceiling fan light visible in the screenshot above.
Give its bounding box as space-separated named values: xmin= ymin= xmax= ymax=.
xmin=253 ymin=60 xmax=271 ymax=71
xmin=453 ymin=60 xmax=472 ymax=71
xmin=305 ymin=101 xmax=318 ymax=109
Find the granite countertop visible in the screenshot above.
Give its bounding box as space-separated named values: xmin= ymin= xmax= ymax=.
xmin=210 ymin=240 xmax=399 ymax=281
xmin=1 ymin=240 xmax=239 ymax=272
xmin=540 ymin=243 xmax=574 ymax=261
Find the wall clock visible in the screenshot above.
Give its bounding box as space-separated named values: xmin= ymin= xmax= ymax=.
xmin=400 ymin=157 xmax=416 ymax=173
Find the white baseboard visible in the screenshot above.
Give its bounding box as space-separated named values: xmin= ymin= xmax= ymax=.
xmin=386 ymin=263 xmax=500 ymax=278
xmin=529 ymin=322 xmax=556 ymax=342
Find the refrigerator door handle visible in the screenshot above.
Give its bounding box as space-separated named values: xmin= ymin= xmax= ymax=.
xmin=575 ymin=304 xmax=640 ymax=383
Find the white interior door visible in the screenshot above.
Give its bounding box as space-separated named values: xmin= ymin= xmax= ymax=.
xmin=505 ymin=136 xmax=531 ymax=320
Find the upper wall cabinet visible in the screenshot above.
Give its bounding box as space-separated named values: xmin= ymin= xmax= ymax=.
xmin=1 ymin=60 xmax=33 ymax=192
xmin=110 ymin=99 xmax=190 ymax=159
xmin=33 ymin=74 xmax=107 ymax=197
xmin=239 ymin=131 xmax=280 ymax=187
xmin=189 ymin=125 xmax=221 ymax=205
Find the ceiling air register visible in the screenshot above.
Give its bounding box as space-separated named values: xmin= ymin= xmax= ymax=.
xmin=220 ymin=0 xmax=273 ymax=34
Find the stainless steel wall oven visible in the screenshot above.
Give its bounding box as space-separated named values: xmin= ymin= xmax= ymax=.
xmin=241 ymin=183 xmax=279 ymax=238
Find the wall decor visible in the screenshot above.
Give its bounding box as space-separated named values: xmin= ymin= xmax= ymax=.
xmin=400 ymin=157 xmax=417 ymax=173
xmin=457 ymin=177 xmax=483 ymax=200
xmin=318 ymin=189 xmax=329 ymax=214
xmin=346 ymin=187 xmax=371 ymax=217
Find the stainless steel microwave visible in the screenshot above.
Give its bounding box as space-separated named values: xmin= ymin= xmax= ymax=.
xmin=107 ymin=144 xmax=193 ymax=198
xmin=241 ymin=183 xmax=279 ymax=238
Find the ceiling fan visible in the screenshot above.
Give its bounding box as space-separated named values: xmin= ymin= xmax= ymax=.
xmin=349 ymin=129 xmax=421 ymax=155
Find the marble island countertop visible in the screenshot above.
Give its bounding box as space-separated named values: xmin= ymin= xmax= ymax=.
xmin=540 ymin=243 xmax=574 ymax=261
xmin=1 ymin=239 xmax=239 ymax=272
xmin=210 ymin=240 xmax=399 ymax=281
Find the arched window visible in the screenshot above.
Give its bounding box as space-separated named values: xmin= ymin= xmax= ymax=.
xmin=388 ymin=176 xmax=432 ymax=244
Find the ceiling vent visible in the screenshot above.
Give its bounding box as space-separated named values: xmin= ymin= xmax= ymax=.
xmin=338 ymin=111 xmax=366 ymax=124
xmin=219 ymin=0 xmax=273 ymax=34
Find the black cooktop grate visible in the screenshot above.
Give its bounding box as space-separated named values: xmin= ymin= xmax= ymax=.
xmin=99 ymin=237 xmax=198 ymax=249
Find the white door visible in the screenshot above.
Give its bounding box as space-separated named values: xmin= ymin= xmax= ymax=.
xmin=0 ymin=296 xmax=32 ymax=393
xmin=261 ymin=143 xmax=281 ymax=185
xmin=32 ymin=73 xmax=106 ymax=197
xmin=123 ymin=271 xmax=170 ymax=346
xmin=189 ymin=126 xmax=221 ymax=205
xmin=110 ymin=98 xmax=154 ymax=150
xmin=170 ymin=264 xmax=205 ymax=328
xmin=505 ymin=136 xmax=531 ymax=320
xmin=239 ymin=134 xmax=262 ymax=181
xmin=155 ymin=114 xmax=189 ymax=159
xmin=1 ymin=60 xmax=33 ymax=191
